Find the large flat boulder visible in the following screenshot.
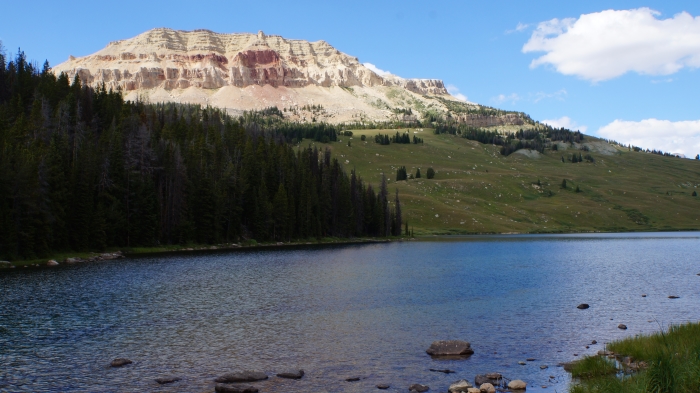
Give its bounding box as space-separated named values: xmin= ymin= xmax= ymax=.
xmin=426 ymin=340 xmax=474 ymax=357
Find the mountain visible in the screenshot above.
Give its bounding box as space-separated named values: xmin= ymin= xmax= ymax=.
xmin=53 ymin=28 xmax=491 ymax=124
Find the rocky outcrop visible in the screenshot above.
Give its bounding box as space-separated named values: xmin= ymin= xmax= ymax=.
xmin=53 ymin=29 xmax=448 ymax=95
xmin=454 ymin=113 xmax=526 ymax=127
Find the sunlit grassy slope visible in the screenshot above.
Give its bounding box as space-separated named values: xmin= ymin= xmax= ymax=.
xmin=320 ymin=128 xmax=700 ymax=234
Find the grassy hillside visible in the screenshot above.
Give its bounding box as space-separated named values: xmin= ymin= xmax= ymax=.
xmin=322 ymin=128 xmax=700 ymax=234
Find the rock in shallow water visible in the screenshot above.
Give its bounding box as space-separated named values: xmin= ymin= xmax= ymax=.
xmin=110 ymin=358 xmax=132 ymax=367
xmin=475 ymin=374 xmax=502 ymax=386
xmin=577 ymin=303 xmax=590 ymax=309
xmin=215 ymin=371 xmax=267 ymax=383
xmin=426 ymin=340 xmax=474 ymax=357
xmin=508 ymin=379 xmax=527 ymax=390
xmin=618 ymin=324 xmax=628 ymax=330
xmin=479 ymin=382 xmax=495 ymax=393
xmin=155 ymin=376 xmax=181 ymax=384
xmin=214 ymin=384 xmax=258 ymax=393
xmin=448 ymin=379 xmax=473 ymax=392
xmin=376 ymin=384 xmax=390 ymax=389
xmin=429 ymin=368 xmax=455 ymax=373
xmin=409 ymin=384 xmax=430 ymax=392
xmin=276 ymin=369 xmax=304 ymax=379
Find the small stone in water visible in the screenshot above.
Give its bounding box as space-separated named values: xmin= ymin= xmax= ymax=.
xmin=346 ymin=377 xmax=361 ymax=382
xmin=518 ymin=361 xmax=526 ymax=365
xmin=591 ymin=340 xmax=597 ymax=344
xmin=540 ymin=365 xmax=548 ymax=369
xmin=376 ymin=384 xmax=390 ymax=389
xmin=618 ymin=324 xmax=628 ymax=330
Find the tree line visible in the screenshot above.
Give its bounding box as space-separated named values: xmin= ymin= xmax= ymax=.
xmin=0 ymin=49 xmax=403 ymax=260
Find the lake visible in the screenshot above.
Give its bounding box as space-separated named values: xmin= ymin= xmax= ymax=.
xmin=1 ymin=233 xmax=699 ymax=392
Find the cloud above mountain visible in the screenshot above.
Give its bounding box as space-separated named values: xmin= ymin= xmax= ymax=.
xmin=523 ymin=8 xmax=700 ymax=82
xmin=598 ymin=118 xmax=700 ymax=157
xmin=543 ymin=116 xmax=588 ymax=133
xmin=363 ymin=62 xmax=391 ymax=76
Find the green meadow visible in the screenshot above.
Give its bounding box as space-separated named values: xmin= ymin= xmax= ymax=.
xmin=324 ymin=128 xmax=700 ymax=234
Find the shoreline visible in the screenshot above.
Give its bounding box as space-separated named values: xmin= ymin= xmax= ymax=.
xmin=3 ymin=229 xmax=699 ymax=270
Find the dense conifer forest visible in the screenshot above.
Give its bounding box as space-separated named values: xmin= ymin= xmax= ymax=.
xmin=0 ymin=50 xmax=403 ymax=260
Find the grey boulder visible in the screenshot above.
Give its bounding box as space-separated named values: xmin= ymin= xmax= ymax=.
xmin=474 ymin=374 xmax=502 ymax=387
xmin=448 ymin=379 xmax=473 ymax=392
xmin=426 ymin=340 xmax=474 ymax=357
xmin=215 ymin=371 xmax=268 ymax=383
xmin=409 ymin=384 xmax=430 ymax=392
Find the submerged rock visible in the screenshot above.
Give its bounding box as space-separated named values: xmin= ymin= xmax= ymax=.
xmin=577 ymin=304 xmax=590 ymax=309
xmin=215 ymin=371 xmax=267 ymax=383
xmin=426 ymin=340 xmax=474 ymax=357
xmin=345 ymin=376 xmax=361 ymax=382
xmin=429 ymin=368 xmax=455 ymax=373
xmin=508 ymin=380 xmax=527 ymax=390
xmin=474 ymin=374 xmax=502 ymax=386
xmin=110 ymin=358 xmax=132 ymax=367
xmin=409 ymin=383 xmax=430 ymax=392
xmin=376 ymin=384 xmax=390 ymax=389
xmin=276 ymin=369 xmax=304 ymax=379
xmin=155 ymin=376 xmax=181 ymax=384
xmin=448 ymin=379 xmax=473 ymax=392
xmin=214 ymin=384 xmax=258 ymax=393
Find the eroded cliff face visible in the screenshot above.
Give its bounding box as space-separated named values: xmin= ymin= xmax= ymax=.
xmin=53 ymin=29 xmax=447 ymax=94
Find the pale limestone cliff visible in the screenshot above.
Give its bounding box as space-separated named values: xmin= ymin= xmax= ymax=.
xmin=52 ymin=28 xmax=519 ymax=125
xmin=54 ymin=28 xmax=447 ymax=94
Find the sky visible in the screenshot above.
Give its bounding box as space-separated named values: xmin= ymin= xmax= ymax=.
xmin=2 ymin=0 xmax=700 ymax=156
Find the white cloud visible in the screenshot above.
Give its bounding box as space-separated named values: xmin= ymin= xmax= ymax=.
xmin=506 ymin=22 xmax=530 ymax=34
xmin=598 ymin=118 xmax=700 ymax=157
xmin=493 ymin=93 xmax=521 ymax=104
xmin=532 ymin=89 xmax=567 ymax=103
xmin=542 ymin=116 xmax=588 ymax=133
xmin=363 ymin=62 xmax=391 ymax=76
xmin=523 ymin=8 xmax=700 ymax=81
xmin=446 ymin=84 xmax=468 ymax=101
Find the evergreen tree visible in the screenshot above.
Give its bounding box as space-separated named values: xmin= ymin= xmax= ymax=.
xmin=426 ymin=167 xmax=435 ymax=179
xmin=415 ymin=168 xmax=421 ymax=178
xmin=561 ymin=179 xmax=567 ymax=189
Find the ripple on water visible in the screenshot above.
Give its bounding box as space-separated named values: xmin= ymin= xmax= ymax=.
xmin=1 ymin=232 xmax=699 ymax=392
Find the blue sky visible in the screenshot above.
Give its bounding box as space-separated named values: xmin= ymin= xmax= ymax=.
xmin=2 ymin=0 xmax=700 ymax=155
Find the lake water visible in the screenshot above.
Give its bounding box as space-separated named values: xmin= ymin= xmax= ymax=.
xmin=1 ymin=233 xmax=699 ymax=393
